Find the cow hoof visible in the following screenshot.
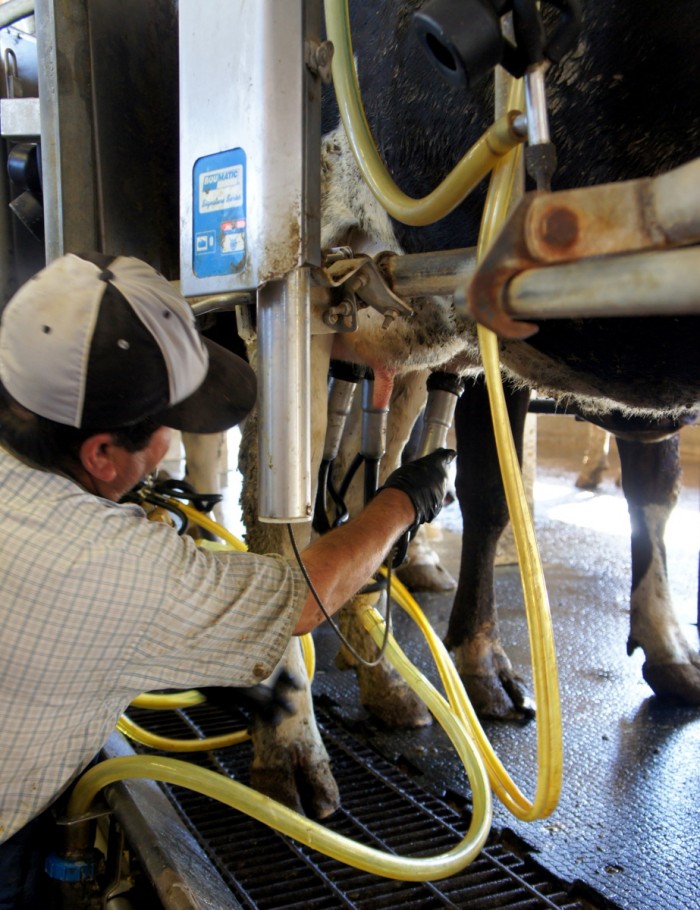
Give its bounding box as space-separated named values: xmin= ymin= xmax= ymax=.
xmin=461 ymin=671 xmax=536 ymax=721
xmin=574 ymin=473 xmax=603 ymax=491
xmin=356 ymin=661 xmax=433 ymax=728
xmin=642 ymin=657 xmax=700 ymax=705
xmin=395 ymin=561 xmax=457 ymax=593
xmin=250 ymin=756 xmax=341 ymax=820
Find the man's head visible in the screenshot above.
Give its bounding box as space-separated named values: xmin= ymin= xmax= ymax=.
xmin=0 ymin=252 xmax=256 ymax=433
xmin=0 ymin=252 xmax=257 ymax=497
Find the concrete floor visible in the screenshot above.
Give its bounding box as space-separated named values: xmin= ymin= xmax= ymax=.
xmin=180 ymin=426 xmax=700 ymax=910
xmin=311 ymin=452 xmax=700 ymax=910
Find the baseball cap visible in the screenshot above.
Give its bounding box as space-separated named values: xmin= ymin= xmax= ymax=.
xmin=0 ymin=252 xmax=256 ymax=433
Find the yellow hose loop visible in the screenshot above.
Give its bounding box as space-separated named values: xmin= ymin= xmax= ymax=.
xmin=168 ymin=498 xmax=247 ymax=551
xmin=74 ymin=632 xmax=492 ymax=881
xmin=130 ymin=690 xmax=206 ymax=710
xmin=324 ymin=0 xmax=525 ymax=226
xmin=381 ymin=567 xmax=559 ymax=819
xmin=117 ymin=713 xmax=249 ymax=752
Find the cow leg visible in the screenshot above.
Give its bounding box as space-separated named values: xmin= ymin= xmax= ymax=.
xmin=617 ymin=434 xmax=700 ymax=703
xmin=575 ymin=424 xmax=612 ymax=491
xmin=181 ymin=430 xmax=227 ymax=525
xmin=445 ymin=375 xmax=535 ymax=719
xmin=241 ymin=333 xmax=341 ymax=818
xmin=249 ymin=637 xmax=340 ymax=818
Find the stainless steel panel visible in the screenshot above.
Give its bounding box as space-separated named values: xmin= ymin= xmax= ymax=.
xmin=0 ymin=96 xmax=39 ymax=135
xmin=179 ymin=0 xmax=321 ymax=296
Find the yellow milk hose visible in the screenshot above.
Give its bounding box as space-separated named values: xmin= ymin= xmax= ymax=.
xmin=72 ymin=625 xmax=492 ymax=881
xmin=323 ymin=0 xmax=525 ymax=225
xmin=322 ymin=14 xmax=563 ymax=819
xmin=116 ymin=713 xmax=248 ymax=753
xmin=130 ymin=690 xmax=205 ymax=709
xmin=470 ymin=77 xmax=562 ymax=819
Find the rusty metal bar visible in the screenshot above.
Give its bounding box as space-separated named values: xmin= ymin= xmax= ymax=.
xmin=318 ymin=242 xmax=700 ymax=323
xmin=506 ymin=245 xmax=700 ymax=320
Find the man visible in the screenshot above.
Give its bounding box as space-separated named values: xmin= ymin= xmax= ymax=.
xmin=0 ymin=251 xmax=454 ymax=907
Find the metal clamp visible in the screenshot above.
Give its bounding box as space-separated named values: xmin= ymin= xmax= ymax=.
xmin=466 ymin=158 xmax=700 ymax=338
xmin=314 ymin=250 xmax=413 ymax=333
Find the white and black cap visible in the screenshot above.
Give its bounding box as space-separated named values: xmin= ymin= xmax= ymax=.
xmin=0 ymin=252 xmax=256 ymax=433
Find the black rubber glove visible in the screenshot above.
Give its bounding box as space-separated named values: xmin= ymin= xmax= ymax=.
xmin=379 ymin=447 xmax=456 ymax=535
xmin=200 ymin=669 xmax=299 ymax=730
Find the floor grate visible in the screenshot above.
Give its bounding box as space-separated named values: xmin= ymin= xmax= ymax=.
xmin=125 ymin=703 xmax=601 ymax=910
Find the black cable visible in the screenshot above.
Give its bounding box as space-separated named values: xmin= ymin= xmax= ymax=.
xmin=337 ymin=452 xmax=364 ymax=505
xmin=312 ymin=459 xmax=333 ymax=534
xmin=286 ymin=523 xmax=395 ymax=668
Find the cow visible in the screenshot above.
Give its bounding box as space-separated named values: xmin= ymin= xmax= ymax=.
xmin=574 ymin=424 xmax=614 ymax=491
xmin=183 ymin=0 xmax=700 ymax=816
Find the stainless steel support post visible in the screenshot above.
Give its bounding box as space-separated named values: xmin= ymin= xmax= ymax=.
xmin=34 ymin=0 xmax=97 ymax=260
xmin=179 ymin=0 xmax=321 ymax=523
xmin=258 ymin=268 xmax=312 ymax=523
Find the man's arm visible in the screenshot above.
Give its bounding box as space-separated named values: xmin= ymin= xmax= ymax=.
xmin=294 ymin=487 xmax=415 ymax=634
xmin=293 ymin=447 xmax=456 ymax=634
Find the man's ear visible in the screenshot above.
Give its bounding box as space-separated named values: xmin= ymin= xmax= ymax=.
xmin=79 ymin=433 xmax=118 ymax=482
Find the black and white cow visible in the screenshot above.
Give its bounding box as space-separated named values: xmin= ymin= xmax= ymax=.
xmin=187 ymin=0 xmax=700 ymax=815
xmin=318 ymin=0 xmax=700 ymax=724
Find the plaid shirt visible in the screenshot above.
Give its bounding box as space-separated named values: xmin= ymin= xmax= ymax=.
xmin=0 ymin=446 xmax=306 ymax=842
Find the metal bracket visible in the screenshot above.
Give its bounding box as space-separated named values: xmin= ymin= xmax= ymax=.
xmin=467 ymin=158 xmax=700 ymax=338
xmin=313 ymin=250 xmax=413 ymax=332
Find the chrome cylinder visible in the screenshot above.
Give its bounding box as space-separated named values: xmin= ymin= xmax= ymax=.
xmin=417 ymin=372 xmax=464 ymax=457
xmin=524 ymin=64 xmax=550 ymax=145
xmin=257 ymin=268 xmax=311 ymax=523
xmin=324 ymin=361 xmax=365 ymax=461
xmin=360 ymin=375 xmax=388 ymax=461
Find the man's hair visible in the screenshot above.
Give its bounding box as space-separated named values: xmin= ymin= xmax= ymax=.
xmin=0 ymin=379 xmax=162 ymax=474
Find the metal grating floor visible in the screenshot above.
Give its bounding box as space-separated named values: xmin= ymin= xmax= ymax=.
xmin=127 ymin=703 xmax=599 ymax=910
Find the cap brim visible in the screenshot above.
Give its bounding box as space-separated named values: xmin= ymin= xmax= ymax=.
xmin=157 ymin=337 xmax=257 ymax=434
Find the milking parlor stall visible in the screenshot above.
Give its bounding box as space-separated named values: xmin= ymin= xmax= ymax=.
xmin=1 ymin=1 xmax=699 ymax=908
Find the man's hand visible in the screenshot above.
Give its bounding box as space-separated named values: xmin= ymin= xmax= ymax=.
xmin=380 ymin=447 xmax=456 ymax=533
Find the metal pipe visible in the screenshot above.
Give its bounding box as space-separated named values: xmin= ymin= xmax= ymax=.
xmin=506 ymin=246 xmax=700 ymax=320
xmin=35 ymin=0 xmax=98 ymax=261
xmin=652 ymin=157 xmax=700 ymax=246
xmin=257 ymin=268 xmax=311 ymax=523
xmin=190 ymin=292 xmax=253 ymax=319
xmin=523 ymin=65 xmax=550 ymax=145
xmin=323 ymin=360 xmax=365 ymax=461
xmin=340 ymin=242 xmax=700 ymax=322
xmin=381 ymin=247 xmax=477 ymax=297
xmin=360 ymin=374 xmax=388 ymax=463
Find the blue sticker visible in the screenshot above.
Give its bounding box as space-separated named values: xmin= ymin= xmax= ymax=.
xmin=193 ymin=148 xmax=246 ymax=277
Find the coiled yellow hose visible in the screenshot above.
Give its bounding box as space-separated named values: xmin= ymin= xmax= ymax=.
xmin=323 ymin=0 xmax=525 ymax=225
xmin=74 ymin=616 xmax=493 ymax=880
